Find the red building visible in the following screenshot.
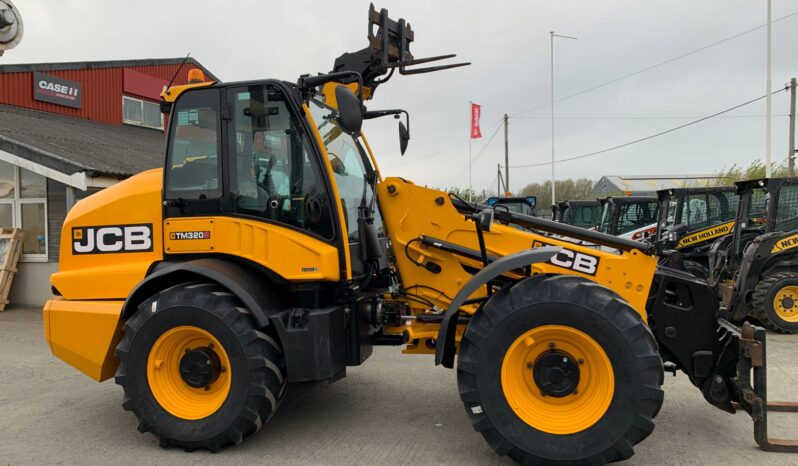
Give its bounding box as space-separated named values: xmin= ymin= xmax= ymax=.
xmin=0 ymin=57 xmax=218 ymax=305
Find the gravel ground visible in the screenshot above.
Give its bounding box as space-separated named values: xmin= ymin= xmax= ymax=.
xmin=1 ymin=306 xmax=797 ymax=465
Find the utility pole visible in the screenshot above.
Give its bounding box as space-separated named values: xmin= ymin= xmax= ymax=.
xmin=550 ymin=31 xmax=577 ymax=204
xmin=503 ymin=113 xmax=509 ymax=194
xmin=790 ymin=78 xmax=796 ymax=176
xmin=497 ymin=164 xmax=502 ymax=197
xmin=766 ymin=0 xmax=772 ymax=177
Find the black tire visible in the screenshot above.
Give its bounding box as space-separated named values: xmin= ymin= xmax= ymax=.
xmin=683 ymin=259 xmax=709 ymax=280
xmin=115 ymin=282 xmax=287 ymax=451
xmin=457 ymin=275 xmax=664 ymax=465
xmin=751 ymin=271 xmax=798 ymax=334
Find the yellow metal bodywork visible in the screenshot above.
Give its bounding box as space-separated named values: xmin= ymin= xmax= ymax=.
xmin=51 ymin=168 xmax=165 ymax=300
xmin=160 ymin=81 xmax=216 ymax=103
xmin=771 ymin=232 xmax=798 ymax=254
xmin=43 ymin=298 xmax=124 ymax=381
xmin=164 ymin=216 xmax=341 ymax=282
xmin=44 ymin=80 xmax=659 ymax=383
xmin=377 ymin=177 xmax=657 ymax=353
xmin=501 ymin=325 xmax=614 ymax=434
xmin=676 ymin=220 xmax=735 ymax=249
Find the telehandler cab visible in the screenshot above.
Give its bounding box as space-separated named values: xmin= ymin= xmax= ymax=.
xmin=43 ymin=4 xmax=798 ymax=464
xmin=709 ymin=177 xmax=798 ymax=333
xmin=655 ymin=186 xmax=738 ymax=278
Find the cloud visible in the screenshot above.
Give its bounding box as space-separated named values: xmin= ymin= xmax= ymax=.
xmin=7 ymin=0 xmax=798 ymax=193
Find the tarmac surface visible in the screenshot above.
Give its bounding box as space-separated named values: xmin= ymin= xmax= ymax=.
xmin=2 ymin=306 xmax=798 ymax=465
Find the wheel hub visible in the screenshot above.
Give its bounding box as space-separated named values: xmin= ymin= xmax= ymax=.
xmin=179 ymin=347 xmax=221 ymax=388
xmin=532 ymin=351 xmax=580 ymax=397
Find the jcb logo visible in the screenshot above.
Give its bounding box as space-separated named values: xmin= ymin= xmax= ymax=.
xmin=532 ymin=240 xmax=600 ymax=276
xmin=72 ymin=224 xmax=153 ymax=255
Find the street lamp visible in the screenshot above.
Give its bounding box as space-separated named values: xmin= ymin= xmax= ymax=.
xmin=550 ymin=31 xmax=577 ymax=205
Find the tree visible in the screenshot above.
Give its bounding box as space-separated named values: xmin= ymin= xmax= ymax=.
xmin=517 ymin=178 xmax=596 ymax=212
xmin=714 ymin=159 xmax=792 ymax=185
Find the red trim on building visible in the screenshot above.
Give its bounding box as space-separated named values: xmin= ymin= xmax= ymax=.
xmin=0 ymin=62 xmax=209 ymax=126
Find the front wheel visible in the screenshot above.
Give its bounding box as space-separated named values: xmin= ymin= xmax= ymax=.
xmin=457 ymin=275 xmax=664 ymax=464
xmin=752 ymin=271 xmax=798 ymax=334
xmin=115 ymin=282 xmax=287 ymax=451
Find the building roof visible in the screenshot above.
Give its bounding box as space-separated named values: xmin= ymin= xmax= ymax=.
xmin=0 ymin=103 xmax=165 ymax=177
xmin=0 ymin=57 xmax=220 ymax=81
xmin=592 ymin=174 xmax=725 ymax=196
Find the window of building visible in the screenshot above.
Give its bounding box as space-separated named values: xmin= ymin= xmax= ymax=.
xmin=0 ymin=160 xmax=47 ymax=261
xmin=122 ymin=96 xmax=163 ymax=129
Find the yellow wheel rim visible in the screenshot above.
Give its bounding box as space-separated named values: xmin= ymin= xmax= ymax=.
xmin=147 ymin=326 xmax=232 ymax=420
xmin=501 ymin=325 xmax=615 ymax=435
xmin=773 ymin=285 xmax=798 ymax=323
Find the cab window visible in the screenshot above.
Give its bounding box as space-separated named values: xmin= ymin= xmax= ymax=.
xmin=165 ymin=89 xmax=222 ymax=199
xmin=229 ymin=85 xmax=334 ymax=240
xmin=616 ymin=201 xmax=658 ymax=235
xmin=308 ymin=98 xmax=384 ymax=241
xmin=775 ymin=184 xmax=798 ymax=231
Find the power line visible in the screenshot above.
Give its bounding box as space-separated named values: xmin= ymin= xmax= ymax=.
xmin=383 ymin=120 xmax=501 ymax=169
xmin=511 ymin=114 xmax=789 ymax=120
xmin=445 ymin=123 xmax=503 ymax=185
xmin=510 ymin=10 xmax=798 ymax=118
xmin=384 ymin=10 xmax=798 ymax=171
xmin=510 ymin=87 xmax=790 ymax=169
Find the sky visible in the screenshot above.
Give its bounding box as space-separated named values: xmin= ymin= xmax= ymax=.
xmin=5 ymin=0 xmax=798 ymax=194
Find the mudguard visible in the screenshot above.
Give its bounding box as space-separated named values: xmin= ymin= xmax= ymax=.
xmin=121 ymin=257 xmax=287 ymax=328
xmin=434 ymin=246 xmax=560 ymax=368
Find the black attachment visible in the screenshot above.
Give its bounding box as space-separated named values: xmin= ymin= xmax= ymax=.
xmin=297 ymin=71 xmax=364 ymax=98
xmin=735 ymin=322 xmax=798 ymax=452
xmin=331 ymin=3 xmax=470 ymax=96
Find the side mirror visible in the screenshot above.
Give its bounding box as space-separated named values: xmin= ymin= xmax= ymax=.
xmin=399 ymin=121 xmax=410 ymax=155
xmin=334 ymin=86 xmax=363 ymax=135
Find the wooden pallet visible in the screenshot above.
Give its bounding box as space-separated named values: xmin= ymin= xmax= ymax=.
xmin=0 ymin=228 xmax=23 ymax=312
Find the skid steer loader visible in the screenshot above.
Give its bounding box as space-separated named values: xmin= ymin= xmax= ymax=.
xmin=655 ymin=186 xmax=738 ymax=278
xmin=597 ymin=195 xmax=659 ymax=239
xmin=709 ymin=177 xmax=798 ymax=333
xmin=42 ymin=4 xmax=798 ymax=464
xmin=555 ymin=199 xmax=601 ymax=229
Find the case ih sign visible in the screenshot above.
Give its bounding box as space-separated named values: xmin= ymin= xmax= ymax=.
xmin=33 ymin=72 xmax=82 ymax=108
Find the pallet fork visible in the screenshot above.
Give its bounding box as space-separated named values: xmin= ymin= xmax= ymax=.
xmin=736 ymin=322 xmax=798 ymax=452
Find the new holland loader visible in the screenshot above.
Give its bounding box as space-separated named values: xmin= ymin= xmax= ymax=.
xmin=42 ymin=4 xmax=798 ymax=464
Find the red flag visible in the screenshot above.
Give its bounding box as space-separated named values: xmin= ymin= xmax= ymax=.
xmin=470 ymin=103 xmax=482 ymax=139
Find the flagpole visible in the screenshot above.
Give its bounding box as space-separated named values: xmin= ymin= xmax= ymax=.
xmin=469 ymin=100 xmax=472 ymax=201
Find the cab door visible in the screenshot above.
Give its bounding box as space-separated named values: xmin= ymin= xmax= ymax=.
xmin=162 ymin=83 xmax=346 ymax=282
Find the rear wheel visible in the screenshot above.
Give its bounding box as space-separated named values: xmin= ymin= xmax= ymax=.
xmin=457 ymin=275 xmax=664 ymax=464
xmin=115 ymin=282 xmax=287 ymax=451
xmin=752 ymin=271 xmax=798 ymax=334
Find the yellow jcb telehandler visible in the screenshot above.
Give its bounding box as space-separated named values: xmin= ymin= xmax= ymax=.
xmin=43 ymin=4 xmax=798 ymax=463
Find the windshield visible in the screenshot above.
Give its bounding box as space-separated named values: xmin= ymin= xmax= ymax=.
xmin=308 ymin=98 xmax=384 ymax=241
